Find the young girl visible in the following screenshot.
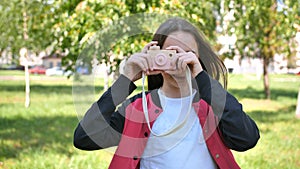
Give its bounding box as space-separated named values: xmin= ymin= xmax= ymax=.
xmin=73 ymin=17 xmax=260 ymax=169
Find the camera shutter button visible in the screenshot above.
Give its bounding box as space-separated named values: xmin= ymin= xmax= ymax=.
xmin=149 ymin=46 xmax=160 ymax=50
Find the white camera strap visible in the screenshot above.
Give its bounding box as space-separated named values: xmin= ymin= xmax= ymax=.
xmin=142 ymin=67 xmax=193 ymax=137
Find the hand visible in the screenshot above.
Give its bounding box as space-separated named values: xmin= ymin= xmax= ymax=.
xmin=165 ymin=46 xmax=203 ymax=78
xmin=123 ymin=41 xmax=163 ymax=81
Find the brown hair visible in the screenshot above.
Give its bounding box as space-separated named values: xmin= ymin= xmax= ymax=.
xmin=148 ymin=17 xmax=227 ymax=90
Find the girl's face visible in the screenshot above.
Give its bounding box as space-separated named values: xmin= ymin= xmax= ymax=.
xmin=162 ymin=31 xmax=199 ymax=57
xmin=160 ymin=31 xmax=199 ymax=88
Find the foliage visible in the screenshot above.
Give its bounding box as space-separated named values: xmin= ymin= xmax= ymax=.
xmin=224 ymin=0 xmax=299 ymax=59
xmin=0 ymin=0 xmax=230 ymax=75
xmin=222 ymin=0 xmax=300 ymax=98
xmin=52 ymin=0 xmax=223 ymax=75
xmin=0 ymin=0 xmax=55 ymax=58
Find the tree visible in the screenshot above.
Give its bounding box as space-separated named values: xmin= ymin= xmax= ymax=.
xmin=0 ymin=0 xmax=56 ymax=107
xmin=223 ymin=0 xmax=300 ymax=99
xmin=53 ymin=0 xmax=223 ymax=84
xmin=0 ymin=0 xmax=55 ymax=56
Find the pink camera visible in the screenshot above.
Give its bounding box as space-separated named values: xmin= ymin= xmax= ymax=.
xmin=147 ymin=46 xmax=177 ymax=70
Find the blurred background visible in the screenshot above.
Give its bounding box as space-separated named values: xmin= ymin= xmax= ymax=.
xmin=0 ymin=0 xmax=300 ymax=169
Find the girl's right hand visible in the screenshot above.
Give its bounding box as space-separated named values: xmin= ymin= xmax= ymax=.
xmin=123 ymin=41 xmax=162 ymax=82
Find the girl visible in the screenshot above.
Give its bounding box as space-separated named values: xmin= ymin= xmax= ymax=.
xmin=73 ymin=17 xmax=260 ymax=169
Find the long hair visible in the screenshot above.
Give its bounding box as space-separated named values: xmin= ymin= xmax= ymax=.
xmin=148 ymin=17 xmax=228 ymax=90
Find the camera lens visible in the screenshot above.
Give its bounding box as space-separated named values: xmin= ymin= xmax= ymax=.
xmin=155 ymin=54 xmax=167 ymax=66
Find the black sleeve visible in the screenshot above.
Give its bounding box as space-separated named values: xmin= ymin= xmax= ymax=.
xmin=195 ymin=71 xmax=260 ymax=151
xmin=73 ymin=75 xmax=137 ymax=150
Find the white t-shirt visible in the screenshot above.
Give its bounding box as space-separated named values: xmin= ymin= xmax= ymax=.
xmin=140 ymin=89 xmax=217 ymax=169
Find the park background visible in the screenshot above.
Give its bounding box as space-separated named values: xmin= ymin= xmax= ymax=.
xmin=1 ymin=0 xmax=300 ymax=169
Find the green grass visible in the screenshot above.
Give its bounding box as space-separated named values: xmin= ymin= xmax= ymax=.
xmin=0 ymin=71 xmax=300 ymax=169
xmin=227 ymin=74 xmax=300 ymax=169
xmin=0 ymin=70 xmax=24 ymax=76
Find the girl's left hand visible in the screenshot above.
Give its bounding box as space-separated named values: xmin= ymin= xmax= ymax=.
xmin=165 ymin=46 xmax=203 ymax=78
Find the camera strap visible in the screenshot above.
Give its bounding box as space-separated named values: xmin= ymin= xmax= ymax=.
xmin=142 ymin=68 xmax=193 ymax=137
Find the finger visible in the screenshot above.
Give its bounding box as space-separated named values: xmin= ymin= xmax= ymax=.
xmin=139 ymin=56 xmax=150 ymax=72
xmin=177 ymin=53 xmax=198 ymax=66
xmin=146 ymin=70 xmax=163 ymax=75
xmin=178 ymin=58 xmax=186 ymax=72
xmin=129 ymin=54 xmax=148 ymax=72
xmin=164 ymin=69 xmax=177 ymax=75
xmin=133 ymin=59 xmax=146 ymax=72
xmin=139 ymin=53 xmax=152 ymax=69
xmin=164 ymin=70 xmax=186 ymax=78
xmin=166 ymin=46 xmax=185 ymax=53
xmin=175 ymin=54 xmax=183 ymax=71
xmin=142 ymin=41 xmax=158 ymax=53
xmin=145 ymin=54 xmax=153 ymax=71
xmin=169 ymin=55 xmax=178 ymax=70
xmin=141 ymin=53 xmax=154 ymax=72
xmin=180 ymin=58 xmax=187 ymax=70
xmin=181 ymin=56 xmax=203 ymax=75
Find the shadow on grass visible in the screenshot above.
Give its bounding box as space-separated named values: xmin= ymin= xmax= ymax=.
xmin=248 ymin=105 xmax=297 ymax=123
xmin=0 ymin=115 xmax=79 ymax=159
xmin=229 ymin=86 xmax=298 ymax=100
xmin=0 ymin=82 xmax=142 ymax=161
xmin=1 ymin=84 xmax=105 ymax=95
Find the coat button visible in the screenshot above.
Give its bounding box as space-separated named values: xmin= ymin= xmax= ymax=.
xmin=215 ymin=154 xmax=220 ymax=159
xmin=155 ymin=109 xmax=159 ymax=114
xmin=133 ymin=156 xmax=138 ymax=160
xmin=144 ymin=132 xmax=148 ymax=137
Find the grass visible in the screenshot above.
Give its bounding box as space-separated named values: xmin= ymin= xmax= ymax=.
xmin=0 ymin=70 xmax=24 ymax=76
xmin=0 ymin=71 xmax=299 ymax=169
xmin=227 ymin=74 xmax=300 ymax=169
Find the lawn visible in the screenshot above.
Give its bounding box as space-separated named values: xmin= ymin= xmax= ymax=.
xmin=0 ymin=71 xmax=299 ymax=169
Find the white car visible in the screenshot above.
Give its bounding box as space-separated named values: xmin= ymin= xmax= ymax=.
xmin=46 ymin=67 xmax=64 ymax=76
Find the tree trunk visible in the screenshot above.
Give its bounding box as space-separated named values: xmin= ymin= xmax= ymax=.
xmin=24 ymin=59 xmax=30 ymax=107
xmin=23 ymin=1 xmax=30 ymax=107
xmin=263 ymin=57 xmax=271 ymax=99
xmin=296 ymin=87 xmax=300 ymax=119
